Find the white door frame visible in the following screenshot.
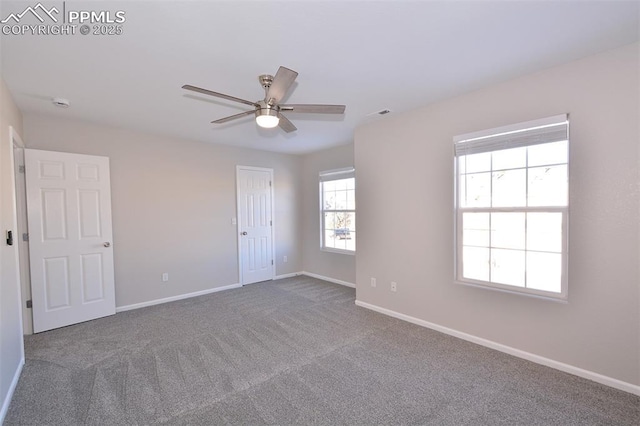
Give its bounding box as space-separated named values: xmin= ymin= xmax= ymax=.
xmin=236 ymin=165 xmax=275 ymax=285
xmin=11 ymin=129 xmax=32 ymax=334
xmin=5 ymin=126 xmax=25 ymax=346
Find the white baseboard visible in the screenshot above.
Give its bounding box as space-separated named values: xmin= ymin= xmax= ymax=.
xmin=116 ymin=283 xmax=242 ymax=313
xmin=301 ymin=271 xmax=355 ymax=288
xmin=274 ymin=272 xmax=302 ymax=280
xmin=0 ymin=356 xmax=24 ymax=424
xmin=355 ymin=299 xmax=640 ymax=396
xmin=115 ymin=273 xmax=352 ymax=315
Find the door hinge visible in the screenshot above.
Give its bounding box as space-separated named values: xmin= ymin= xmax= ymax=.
xmin=18 ymin=165 xmax=25 ymax=173
xmin=271 ymin=259 xmax=274 ymax=265
xmin=22 ymin=233 xmax=29 ymax=242
xmin=26 ymin=300 xmax=32 ymax=309
xmin=269 ymin=180 xmax=272 ymax=187
xmin=270 ymin=220 xmax=272 ymax=226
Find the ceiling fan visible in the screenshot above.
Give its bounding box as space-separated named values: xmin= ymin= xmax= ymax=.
xmin=182 ymin=66 xmax=346 ymax=133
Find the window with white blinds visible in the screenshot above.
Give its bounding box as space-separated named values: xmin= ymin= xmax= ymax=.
xmin=454 ymin=115 xmax=569 ymax=299
xmin=320 ymin=167 xmax=355 ymax=253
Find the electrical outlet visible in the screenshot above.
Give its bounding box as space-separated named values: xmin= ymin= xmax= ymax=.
xmin=162 ymin=273 xmax=169 ymax=282
xmin=371 ymin=277 xmax=377 ymax=287
xmin=391 ymin=281 xmax=397 ymax=292
xmin=283 ymin=255 xmax=288 ymax=263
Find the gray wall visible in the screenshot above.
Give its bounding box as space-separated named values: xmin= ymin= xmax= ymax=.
xmin=0 ymin=76 xmax=24 ymax=419
xmin=301 ymin=144 xmax=355 ymax=284
xmin=354 ymin=43 xmax=639 ymax=386
xmin=24 ymin=114 xmax=303 ymax=311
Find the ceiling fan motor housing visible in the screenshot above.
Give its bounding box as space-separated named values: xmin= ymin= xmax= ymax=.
xmin=256 ymin=100 xmax=278 ymax=114
xmin=259 ymin=74 xmax=274 ymax=88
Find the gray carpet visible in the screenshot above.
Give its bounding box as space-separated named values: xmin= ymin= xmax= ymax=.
xmin=5 ymin=276 xmax=639 ymax=425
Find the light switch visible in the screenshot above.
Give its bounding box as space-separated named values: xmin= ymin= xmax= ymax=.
xmin=231 ymin=218 xmax=237 ymax=225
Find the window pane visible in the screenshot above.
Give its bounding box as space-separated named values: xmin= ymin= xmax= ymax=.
xmin=323 ymin=191 xmax=336 ymax=210
xmin=491 ymin=249 xmax=525 ymax=287
xmin=461 ymin=172 xmax=491 ymax=207
xmin=527 ymin=213 xmax=562 ymax=252
xmin=323 ymin=180 xmax=337 ymax=191
xmin=334 ymin=212 xmax=354 ymax=235
xmin=345 ymin=177 xmax=355 ymax=190
xmin=346 ymin=189 xmax=356 ymax=209
xmin=324 ymin=212 xmax=336 ymax=230
xmin=345 ymin=232 xmax=356 ymax=251
xmin=332 ymin=233 xmax=347 ymax=250
xmin=335 ymin=191 xmax=348 ymax=209
xmin=458 ymin=176 xmax=466 ymax=206
xmin=324 ymin=230 xmax=337 ymax=249
xmin=465 ymin=152 xmax=491 ymax=173
xmin=458 ymin=156 xmax=466 ymax=174
xmin=492 ymin=169 xmax=526 ymax=207
xmin=527 ymin=251 xmax=561 ymax=293
xmin=463 ymin=213 xmax=489 ymax=247
xmin=528 ymin=165 xmax=567 ymax=206
xmin=492 ymin=147 xmax=526 ymax=170
xmin=463 ymin=246 xmax=489 ymax=281
xmin=528 ymin=141 xmax=568 ymax=167
xmin=346 ymin=213 xmax=356 ymax=232
xmin=491 ymin=213 xmax=525 ymax=250
xmin=334 ymin=179 xmax=348 ymax=191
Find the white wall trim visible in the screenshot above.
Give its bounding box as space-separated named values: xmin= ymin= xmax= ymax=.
xmin=355 ymin=299 xmax=640 ymax=396
xmin=301 ymin=271 xmax=355 ymax=288
xmin=116 ymin=283 xmax=241 ymax=313
xmin=273 ymin=272 xmax=356 ymax=289
xmin=274 ymin=272 xmax=302 ymax=280
xmin=0 ymin=356 xmax=24 ymax=424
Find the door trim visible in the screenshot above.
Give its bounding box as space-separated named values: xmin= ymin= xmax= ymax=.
xmin=7 ymin=126 xmax=25 ymax=345
xmin=11 ymin=129 xmax=32 ymax=335
xmin=236 ymin=166 xmax=275 ymax=285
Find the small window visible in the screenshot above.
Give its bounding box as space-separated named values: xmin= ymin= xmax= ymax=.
xmin=320 ymin=167 xmax=355 ymax=253
xmin=454 ymin=115 xmax=569 ymax=299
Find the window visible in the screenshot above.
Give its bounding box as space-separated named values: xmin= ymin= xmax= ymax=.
xmin=454 ymin=115 xmax=569 ymax=299
xmin=320 ymin=167 xmax=355 ymax=253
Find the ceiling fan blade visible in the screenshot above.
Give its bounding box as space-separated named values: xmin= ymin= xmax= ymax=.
xmin=211 ymin=110 xmax=255 ymax=124
xmin=278 ymin=113 xmax=297 ymax=133
xmin=266 ymin=67 xmax=298 ymax=104
xmin=279 ymin=104 xmax=346 ymax=114
xmin=182 ymin=84 xmax=258 ymax=107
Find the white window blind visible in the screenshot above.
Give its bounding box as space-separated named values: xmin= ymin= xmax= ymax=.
xmin=319 ymin=167 xmax=355 ymax=182
xmin=454 ymin=114 xmax=568 ymax=156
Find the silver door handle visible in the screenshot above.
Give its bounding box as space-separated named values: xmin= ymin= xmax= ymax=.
xmin=103 ymin=242 xmax=111 ymax=247
xmin=241 ymin=232 xmax=247 ymax=236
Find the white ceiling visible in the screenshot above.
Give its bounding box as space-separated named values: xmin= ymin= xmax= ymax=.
xmin=1 ymin=1 xmax=638 ymax=154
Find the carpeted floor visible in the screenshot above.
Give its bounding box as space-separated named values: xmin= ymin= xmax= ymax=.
xmin=5 ymin=276 xmax=639 ymax=425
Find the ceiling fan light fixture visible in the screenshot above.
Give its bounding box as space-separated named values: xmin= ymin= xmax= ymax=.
xmin=255 ymin=108 xmax=280 ymax=128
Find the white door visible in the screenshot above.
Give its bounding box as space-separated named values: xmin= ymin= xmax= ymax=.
xmin=25 ymin=149 xmax=115 ymax=333
xmin=237 ymin=166 xmax=274 ymax=285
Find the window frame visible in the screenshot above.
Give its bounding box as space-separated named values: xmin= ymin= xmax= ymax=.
xmin=453 ymin=115 xmax=569 ymax=301
xmin=319 ymin=167 xmax=356 ymax=255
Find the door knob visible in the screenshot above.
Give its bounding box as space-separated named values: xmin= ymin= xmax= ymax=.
xmin=241 ymin=232 xmax=248 ymax=236
xmin=103 ymin=242 xmax=111 ymax=247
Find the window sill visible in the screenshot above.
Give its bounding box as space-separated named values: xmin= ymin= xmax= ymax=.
xmin=454 ymin=279 xmax=568 ymax=303
xmin=321 ymin=247 xmax=356 ymax=256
